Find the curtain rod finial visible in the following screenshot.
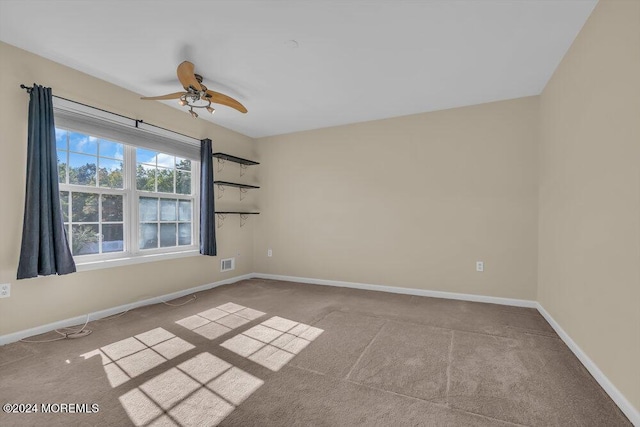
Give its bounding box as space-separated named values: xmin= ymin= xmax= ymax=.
xmin=20 ymin=84 xmax=32 ymax=93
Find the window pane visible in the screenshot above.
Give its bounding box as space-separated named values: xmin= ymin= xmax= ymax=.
xmin=72 ymin=224 xmax=99 ymax=255
xmin=139 ymin=197 xmax=158 ymax=221
xmin=139 ymin=223 xmax=158 ymax=249
xmin=57 ymin=150 xmax=67 ymax=183
xmin=69 ymin=132 xmax=97 ymax=155
xmin=69 ymin=153 xmax=97 ymax=186
xmin=178 ymin=200 xmax=192 ymax=221
xmin=160 ymin=223 xmax=177 ymax=247
xmin=176 ymin=158 xmax=191 ymax=171
xmin=160 ymin=199 xmax=177 ymax=221
xmin=176 ymin=171 xmax=191 ymax=195
xmin=157 ymin=153 xmax=175 ymax=168
xmin=60 ymin=191 xmax=69 ymax=222
xmin=157 ymin=167 xmax=175 ymax=193
xmin=102 ymin=224 xmax=124 ymax=253
xmin=72 ymin=192 xmax=99 ymax=222
xmin=99 ymin=158 xmax=124 ymax=188
xmin=102 ymin=194 xmax=123 ymax=222
xmin=136 ymin=164 xmax=156 ymax=191
xmin=55 ymin=129 xmax=67 ymax=150
xmin=178 ymin=223 xmax=191 ymax=246
xmin=99 ymin=140 xmax=123 ymax=159
xmin=136 ymin=148 xmax=157 ymax=164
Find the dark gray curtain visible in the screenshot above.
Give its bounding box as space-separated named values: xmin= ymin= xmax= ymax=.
xmin=17 ymin=85 xmax=76 ymax=279
xmin=200 ymin=138 xmax=217 ymax=255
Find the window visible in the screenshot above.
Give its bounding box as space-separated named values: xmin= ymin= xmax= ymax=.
xmin=56 ymin=126 xmax=199 ymax=266
xmin=135 ymin=148 xmax=194 ymax=250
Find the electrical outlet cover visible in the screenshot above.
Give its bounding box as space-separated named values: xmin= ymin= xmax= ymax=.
xmin=0 ymin=283 xmax=10 ymax=298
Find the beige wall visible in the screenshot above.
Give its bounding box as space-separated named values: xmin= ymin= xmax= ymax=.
xmin=254 ymin=97 xmax=540 ymax=299
xmin=0 ymin=42 xmax=259 ymax=335
xmin=538 ymin=0 xmax=640 ymax=412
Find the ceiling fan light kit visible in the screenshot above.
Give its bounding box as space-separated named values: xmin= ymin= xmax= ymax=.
xmin=141 ymin=61 xmax=247 ymax=118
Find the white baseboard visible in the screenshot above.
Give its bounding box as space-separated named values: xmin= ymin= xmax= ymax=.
xmin=251 ymin=273 xmax=538 ymax=308
xmin=536 ymin=303 xmax=639 ymax=426
xmin=0 ymin=273 xmax=254 ymax=346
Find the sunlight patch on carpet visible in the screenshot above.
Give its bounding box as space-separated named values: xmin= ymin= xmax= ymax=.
xmin=119 ymin=352 xmax=263 ymax=426
xmin=175 ymin=303 xmax=265 ymax=340
xmin=80 ymin=328 xmax=195 ymax=387
xmin=220 ymin=316 xmax=323 ymax=371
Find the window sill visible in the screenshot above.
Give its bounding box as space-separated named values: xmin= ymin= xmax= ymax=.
xmin=75 ymin=249 xmax=201 ymax=272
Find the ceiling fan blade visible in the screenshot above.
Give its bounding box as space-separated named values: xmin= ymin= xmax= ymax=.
xmin=141 ymin=92 xmax=187 ymax=101
xmin=177 ymin=61 xmax=202 ymax=91
xmin=204 ymin=90 xmax=248 ymax=113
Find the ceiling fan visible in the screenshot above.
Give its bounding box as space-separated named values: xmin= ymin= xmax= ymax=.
xmin=141 ymin=61 xmax=247 ymax=118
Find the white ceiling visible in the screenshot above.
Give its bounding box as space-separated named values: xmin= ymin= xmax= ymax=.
xmin=0 ymin=0 xmax=597 ymax=138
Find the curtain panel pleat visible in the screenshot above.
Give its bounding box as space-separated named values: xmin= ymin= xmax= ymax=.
xmin=17 ymin=85 xmax=76 ymax=279
xmin=199 ymin=138 xmax=217 ymax=256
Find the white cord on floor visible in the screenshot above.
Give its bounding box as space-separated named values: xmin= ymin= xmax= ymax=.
xmin=20 ymin=314 xmax=92 ymax=343
xmin=19 ymin=293 xmax=197 ymax=343
xmin=160 ymin=294 xmax=197 ymax=306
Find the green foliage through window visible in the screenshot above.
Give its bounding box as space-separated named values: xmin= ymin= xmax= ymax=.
xmin=56 ymin=127 xmax=196 ymax=258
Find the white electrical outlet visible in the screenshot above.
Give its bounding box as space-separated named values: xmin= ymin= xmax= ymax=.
xmin=476 ymin=261 xmax=484 ymax=272
xmin=267 ymin=249 xmax=272 ymax=257
xmin=0 ymin=283 xmax=10 ymax=298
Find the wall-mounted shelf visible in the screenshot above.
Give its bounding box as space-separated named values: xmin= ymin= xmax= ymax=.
xmin=214 ymin=180 xmax=260 ymax=201
xmin=213 ymin=153 xmax=259 ymax=176
xmin=215 ymin=211 xmax=260 ymax=228
xmin=212 ymin=153 xmax=260 ymax=166
xmin=214 ymin=181 xmax=260 ymax=189
xmin=215 ymin=212 xmax=260 ymax=215
xmin=213 ymin=153 xmax=260 ymax=227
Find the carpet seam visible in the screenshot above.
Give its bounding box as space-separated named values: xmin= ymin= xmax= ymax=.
xmin=445 ymin=330 xmax=454 ymax=408
xmin=343 ymin=377 xmax=449 ymax=407
xmin=344 ymin=319 xmax=388 ymax=380
xmin=293 ymin=362 xmax=450 ymax=409
xmin=331 ymin=308 xmax=555 ymax=343
xmin=341 ymin=373 xmax=528 ymax=427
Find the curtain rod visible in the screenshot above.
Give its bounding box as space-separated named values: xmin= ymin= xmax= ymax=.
xmin=19 ymin=84 xmax=201 ymax=143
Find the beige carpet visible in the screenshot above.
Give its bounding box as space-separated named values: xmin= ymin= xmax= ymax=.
xmin=0 ymin=279 xmax=631 ymax=426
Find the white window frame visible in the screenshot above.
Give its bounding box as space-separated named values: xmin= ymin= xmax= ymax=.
xmin=130 ymin=150 xmax=200 ymax=258
xmin=53 ymin=101 xmax=202 ymax=270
